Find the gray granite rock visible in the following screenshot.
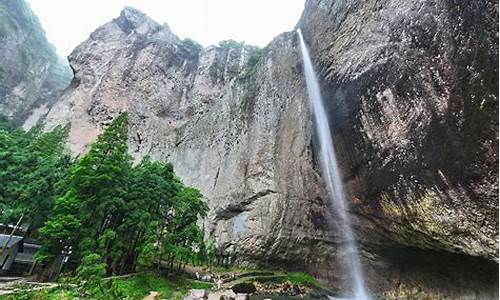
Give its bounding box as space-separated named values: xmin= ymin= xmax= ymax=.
xmin=43 ymin=6 xmax=334 ymax=274
xmin=0 ymin=0 xmax=72 ymax=125
xmin=184 ymin=289 xmax=208 ymax=300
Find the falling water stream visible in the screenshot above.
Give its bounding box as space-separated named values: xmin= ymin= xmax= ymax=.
xmin=297 ymin=29 xmax=370 ymax=300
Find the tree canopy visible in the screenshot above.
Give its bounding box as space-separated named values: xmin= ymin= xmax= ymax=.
xmin=0 ymin=113 xmax=209 ymax=280
xmin=0 ymin=119 xmax=71 ymax=230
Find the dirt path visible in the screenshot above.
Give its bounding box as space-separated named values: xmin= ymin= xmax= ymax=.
xmin=142 ymin=291 xmax=159 ymax=300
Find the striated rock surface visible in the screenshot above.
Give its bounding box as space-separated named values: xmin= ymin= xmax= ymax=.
xmin=298 ymin=0 xmax=498 ymax=298
xmin=41 ymin=1 xmax=498 ymax=299
xmin=44 ymin=6 xmax=334 ymax=276
xmin=0 ymin=0 xmax=72 ymax=125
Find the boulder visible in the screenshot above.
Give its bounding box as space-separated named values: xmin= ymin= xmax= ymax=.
xmin=183 ymin=289 xmax=208 ymax=300
xmin=231 ymin=283 xmax=256 ymax=294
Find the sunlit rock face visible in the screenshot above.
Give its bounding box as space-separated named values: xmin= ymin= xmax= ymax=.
xmin=42 ymin=1 xmax=498 ymax=298
xmin=299 ymin=0 xmax=498 ymax=297
xmin=0 ymin=0 xmax=72 ymax=124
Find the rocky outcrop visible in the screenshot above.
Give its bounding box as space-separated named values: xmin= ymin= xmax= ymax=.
xmin=0 ymin=0 xmax=72 ymax=125
xmin=44 ymin=6 xmax=334 ymax=276
xmin=41 ymin=1 xmax=498 ymax=299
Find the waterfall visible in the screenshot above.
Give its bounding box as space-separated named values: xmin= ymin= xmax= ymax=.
xmin=297 ymin=29 xmax=370 ymax=300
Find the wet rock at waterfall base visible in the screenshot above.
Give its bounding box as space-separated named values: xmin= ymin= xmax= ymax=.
xmin=253 ymin=281 xmax=312 ymax=297
xmin=231 ymin=283 xmax=256 ymax=294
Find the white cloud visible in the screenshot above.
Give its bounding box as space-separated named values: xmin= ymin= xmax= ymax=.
xmin=27 ymin=0 xmax=305 ymax=56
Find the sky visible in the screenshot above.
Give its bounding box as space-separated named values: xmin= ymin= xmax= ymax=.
xmin=27 ymin=0 xmax=306 ymax=56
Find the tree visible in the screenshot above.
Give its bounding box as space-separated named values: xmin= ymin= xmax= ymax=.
xmin=36 ymin=190 xmax=81 ymax=261
xmin=37 ymin=113 xmax=130 ymax=274
xmin=218 ymin=39 xmax=244 ymax=49
xmin=163 ymin=186 xmax=208 ymax=271
xmin=182 ymin=38 xmax=202 ymax=55
xmin=36 ymin=112 xmax=210 ymax=278
xmin=0 ymin=122 xmax=71 ymax=231
xmin=76 ymin=253 xmax=107 ymax=296
xmin=69 ymin=113 xmax=131 ymax=261
xmin=36 ymin=190 xmax=81 ymax=279
xmin=19 ymin=125 xmax=71 ymax=229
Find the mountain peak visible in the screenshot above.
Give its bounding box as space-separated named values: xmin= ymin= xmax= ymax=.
xmin=120 ymin=6 xmax=147 ymax=21
xmin=115 ymin=6 xmax=162 ymax=36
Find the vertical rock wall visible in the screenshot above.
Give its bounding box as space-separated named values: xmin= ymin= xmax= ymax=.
xmin=298 ymin=0 xmax=498 ymax=297
xmin=0 ymin=0 xmax=72 ymax=124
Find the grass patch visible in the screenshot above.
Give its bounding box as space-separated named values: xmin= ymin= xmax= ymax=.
xmin=211 ymin=265 xmax=259 ymax=273
xmin=0 ymin=273 xmax=213 ymax=300
xmin=210 ymin=267 xmax=334 ymax=298
xmin=211 ymin=266 xmax=322 ymax=288
xmin=0 ymin=285 xmax=79 ymax=300
xmin=239 ymin=273 xmax=319 ymax=287
xmin=285 ymin=272 xmax=318 ymax=286
xmin=96 ymin=273 xmax=213 ymax=300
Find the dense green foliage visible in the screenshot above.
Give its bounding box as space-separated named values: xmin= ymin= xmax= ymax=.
xmin=0 ymin=273 xmax=213 ymax=300
xmin=36 ymin=113 xmax=208 ymax=278
xmin=0 ymin=119 xmax=71 ymax=230
xmin=0 ymin=113 xmax=208 ymax=281
xmin=218 ymin=39 xmax=244 ymax=49
xmin=182 ymin=38 xmax=203 ymax=55
xmin=106 ymin=274 xmax=212 ymax=299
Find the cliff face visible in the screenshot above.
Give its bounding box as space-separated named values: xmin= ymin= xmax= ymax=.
xmin=44 ymin=6 xmax=334 ymax=274
xmin=41 ymin=1 xmax=498 ymax=298
xmin=298 ymin=0 xmax=498 ymax=297
xmin=0 ymin=0 xmax=72 ymax=125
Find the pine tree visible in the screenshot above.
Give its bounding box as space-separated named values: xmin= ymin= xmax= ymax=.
xmin=117 ymin=157 xmax=180 ymax=273
xmin=70 ymin=113 xmax=131 ymax=259
xmin=36 ymin=112 xmax=210 ymax=277
xmin=36 ymin=190 xmax=81 ymax=263
xmin=37 ymin=113 xmax=130 ymax=273
xmin=0 ymin=123 xmax=71 ymax=229
xmin=163 ymin=186 xmax=207 ymax=270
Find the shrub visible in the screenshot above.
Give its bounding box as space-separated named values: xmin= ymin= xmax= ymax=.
xmin=182 ymin=38 xmax=202 ymax=54
xmin=76 ymin=253 xmax=107 ymax=295
xmin=218 ymin=39 xmax=244 ymax=49
xmin=239 ymin=47 xmax=264 ymax=80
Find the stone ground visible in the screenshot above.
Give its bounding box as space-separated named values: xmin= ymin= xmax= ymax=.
xmin=0 ymin=276 xmax=59 ymax=296
xmin=142 ymin=291 xmax=159 ymax=300
xmin=178 ymin=266 xmax=325 ymax=300
xmin=183 ymin=289 xmax=248 ymax=300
